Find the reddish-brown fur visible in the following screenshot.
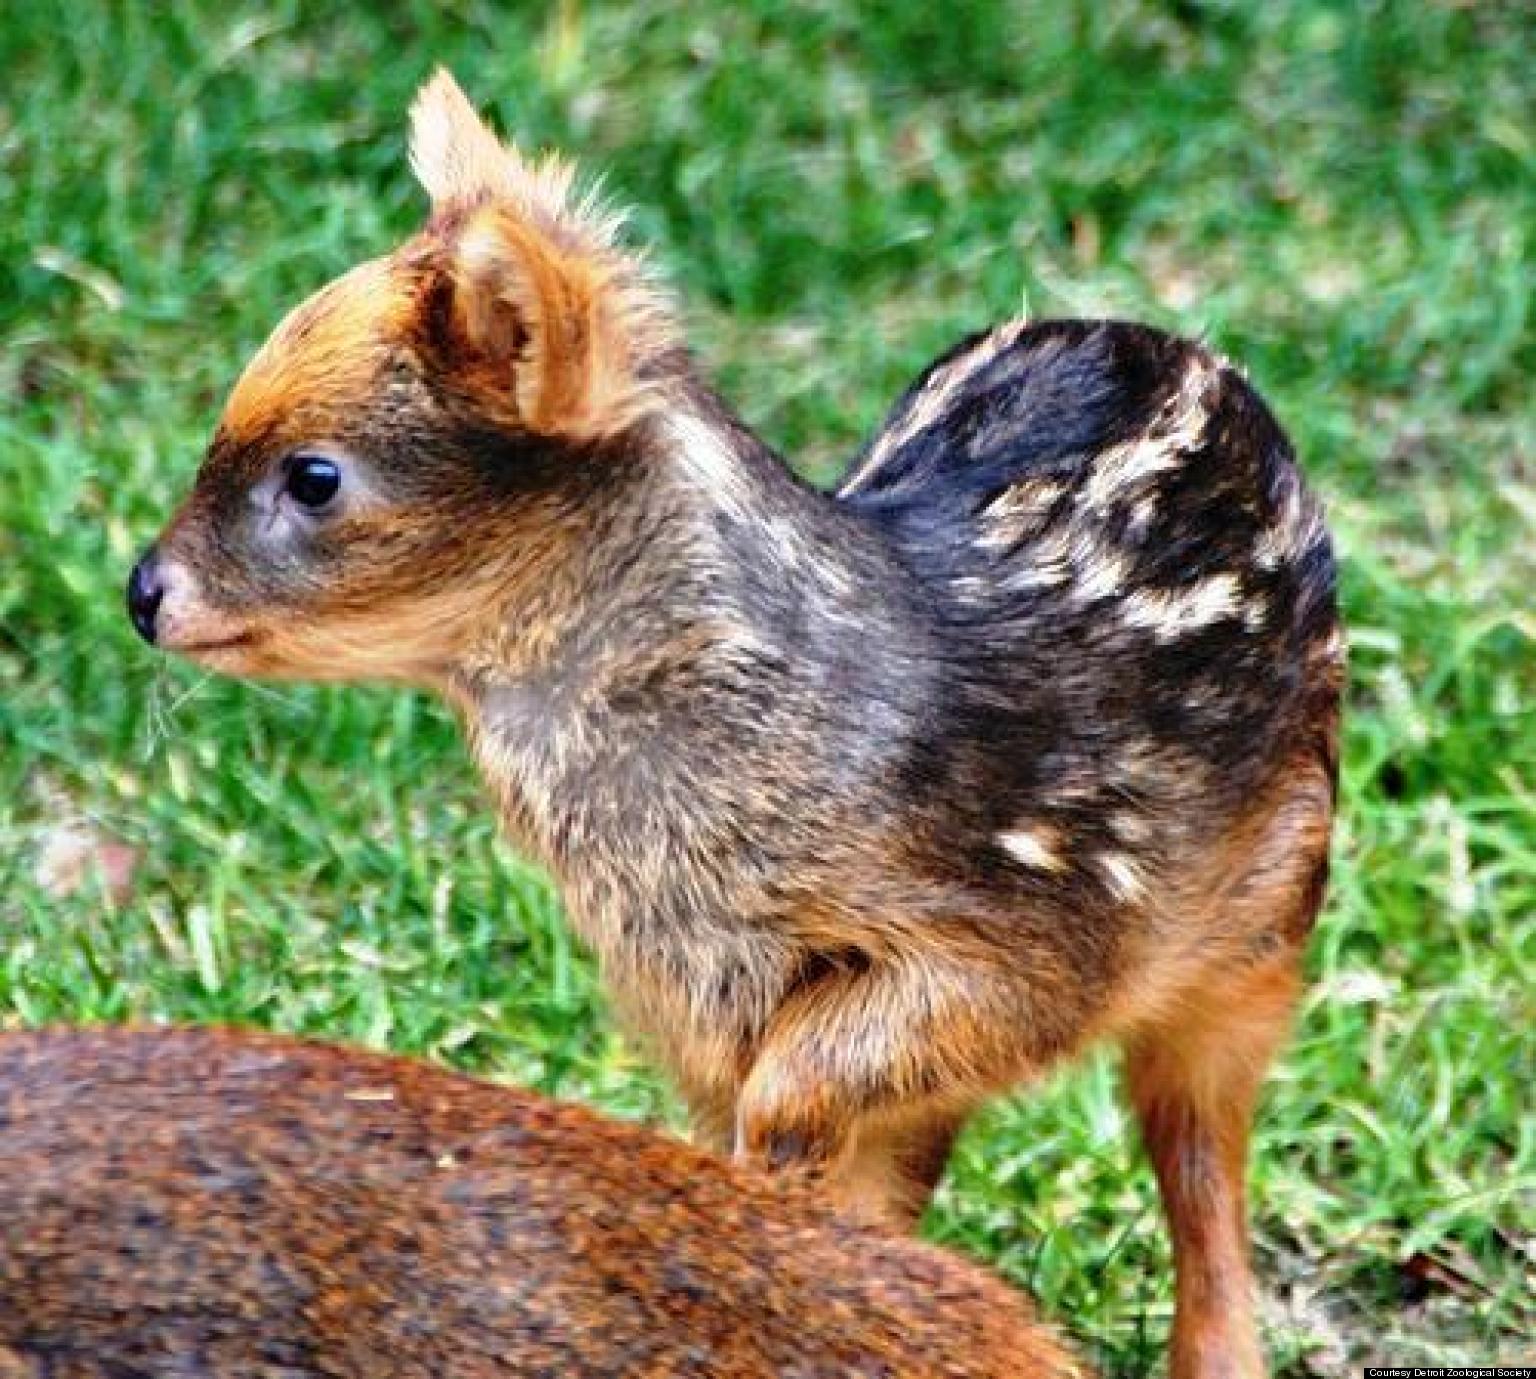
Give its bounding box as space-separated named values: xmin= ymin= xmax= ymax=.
xmin=132 ymin=72 xmax=1344 ymax=1379
xmin=0 ymin=1026 xmax=1082 ymax=1377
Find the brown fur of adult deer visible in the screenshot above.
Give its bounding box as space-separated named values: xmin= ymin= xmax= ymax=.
xmin=0 ymin=1025 xmax=1080 ymax=1377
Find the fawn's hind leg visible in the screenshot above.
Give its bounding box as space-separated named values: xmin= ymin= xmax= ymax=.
xmin=1124 ymin=951 xmax=1301 ymax=1379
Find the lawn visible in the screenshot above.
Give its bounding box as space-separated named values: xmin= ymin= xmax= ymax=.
xmin=2 ymin=1 xmax=1532 ymax=1371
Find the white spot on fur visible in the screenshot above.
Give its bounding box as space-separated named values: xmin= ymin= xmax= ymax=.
xmin=840 ymin=318 xmax=1029 ymax=496
xmin=1003 ymin=527 xmax=1075 ymax=590
xmin=1121 ymin=573 xmax=1243 ymax=641
xmin=1127 ymin=494 xmax=1158 ymax=537
xmin=998 ymin=825 xmax=1067 ymax=872
xmin=1004 ymin=524 xmax=1139 ymax=599
xmin=977 ymin=478 xmax=1064 ymax=552
xmin=1098 ymin=852 xmax=1147 ymax=903
xmin=1073 ymin=545 xmax=1132 ymax=601
xmin=1081 ymin=357 xmax=1218 ymax=511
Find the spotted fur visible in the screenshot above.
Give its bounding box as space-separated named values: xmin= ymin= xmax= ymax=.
xmin=137 ymin=74 xmax=1343 ymax=1379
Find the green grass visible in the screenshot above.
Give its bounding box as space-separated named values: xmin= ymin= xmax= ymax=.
xmin=2 ymin=1 xmax=1533 ymax=1370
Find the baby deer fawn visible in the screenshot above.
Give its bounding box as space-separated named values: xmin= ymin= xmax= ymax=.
xmin=0 ymin=1026 xmax=1079 ymax=1377
xmin=130 ymin=72 xmax=1342 ymax=1379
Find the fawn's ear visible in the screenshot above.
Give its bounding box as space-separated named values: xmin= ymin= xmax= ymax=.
xmin=409 ymin=69 xmax=507 ymax=207
xmin=408 ymin=70 xmax=668 ymax=438
xmin=441 ymin=205 xmax=642 ymax=437
xmin=410 ymin=69 xmax=568 ymax=214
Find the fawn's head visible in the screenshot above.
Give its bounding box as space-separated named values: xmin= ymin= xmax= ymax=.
xmin=129 ymin=71 xmax=674 ymax=683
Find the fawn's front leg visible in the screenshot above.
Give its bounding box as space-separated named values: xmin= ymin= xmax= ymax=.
xmin=733 ymin=954 xmax=1024 ymax=1223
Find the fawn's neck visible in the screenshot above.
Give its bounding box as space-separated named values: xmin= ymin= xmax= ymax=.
xmin=444 ymin=383 xmax=932 ymax=950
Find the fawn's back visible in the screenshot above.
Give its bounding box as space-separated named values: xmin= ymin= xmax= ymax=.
xmin=0 ymin=1026 xmax=1079 ymax=1379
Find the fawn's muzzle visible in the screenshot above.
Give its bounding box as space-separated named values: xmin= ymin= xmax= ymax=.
xmin=127 ymin=549 xmax=165 ymax=644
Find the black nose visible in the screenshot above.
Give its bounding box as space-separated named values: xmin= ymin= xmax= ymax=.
xmin=127 ymin=550 xmax=165 ymax=644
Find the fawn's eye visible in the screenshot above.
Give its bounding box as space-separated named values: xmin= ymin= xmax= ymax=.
xmin=284 ymin=454 xmax=342 ymax=512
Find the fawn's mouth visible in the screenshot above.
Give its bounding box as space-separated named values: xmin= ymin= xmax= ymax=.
xmin=184 ymin=634 xmax=250 ymax=650
xmin=174 ymin=632 xmax=259 ymax=656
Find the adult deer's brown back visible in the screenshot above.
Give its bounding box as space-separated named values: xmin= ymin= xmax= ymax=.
xmin=0 ymin=1026 xmax=1078 ymax=1378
